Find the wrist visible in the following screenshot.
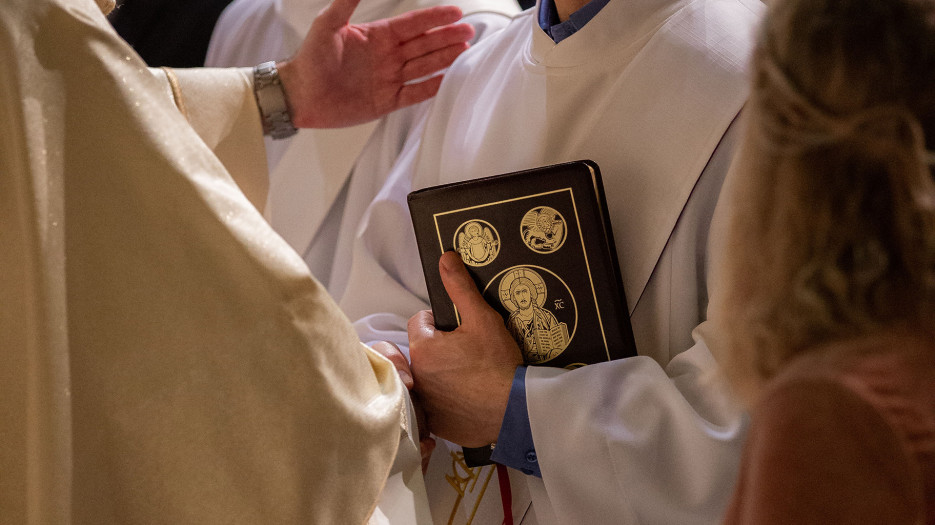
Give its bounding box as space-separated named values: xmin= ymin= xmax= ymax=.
xmin=469 ymin=365 xmax=516 ymax=446
xmin=275 ymin=59 xmax=316 ymax=129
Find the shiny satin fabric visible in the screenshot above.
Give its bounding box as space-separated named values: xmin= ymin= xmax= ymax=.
xmin=0 ymin=0 xmax=408 ymax=522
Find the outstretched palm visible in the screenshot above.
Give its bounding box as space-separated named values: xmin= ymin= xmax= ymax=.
xmin=279 ymin=0 xmax=474 ymax=128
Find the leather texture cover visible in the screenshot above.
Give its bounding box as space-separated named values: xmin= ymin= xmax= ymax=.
xmin=408 ymin=160 xmax=637 ymax=465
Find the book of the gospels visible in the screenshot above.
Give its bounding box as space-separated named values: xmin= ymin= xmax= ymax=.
xmin=408 ymin=161 xmax=637 ymax=465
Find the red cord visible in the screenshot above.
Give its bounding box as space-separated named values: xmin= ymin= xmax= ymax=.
xmin=497 ymin=464 xmax=514 ymax=525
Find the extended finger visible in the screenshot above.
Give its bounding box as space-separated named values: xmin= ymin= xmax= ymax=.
xmin=318 ymin=0 xmax=364 ymax=29
xmin=370 ymin=341 xmax=413 ymax=388
xmin=438 ymin=251 xmax=496 ymax=329
xmin=395 ymin=74 xmax=445 ymax=112
xmin=399 ymin=23 xmax=474 ymax=62
xmin=401 ymin=42 xmax=469 ymax=82
xmin=387 ymin=5 xmax=464 ymax=42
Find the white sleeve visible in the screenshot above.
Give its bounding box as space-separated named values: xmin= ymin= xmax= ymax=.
xmin=524 ymin=118 xmax=748 ymax=525
xmin=526 ymin=332 xmax=747 ymax=525
xmin=205 ymin=0 xmax=294 ymax=68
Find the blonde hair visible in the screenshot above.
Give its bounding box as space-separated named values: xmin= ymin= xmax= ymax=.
xmin=715 ymin=0 xmax=935 ymax=404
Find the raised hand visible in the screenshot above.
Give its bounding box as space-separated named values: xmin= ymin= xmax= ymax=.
xmin=277 ymin=0 xmax=475 ymax=129
xmin=408 ymin=251 xmax=523 ymax=448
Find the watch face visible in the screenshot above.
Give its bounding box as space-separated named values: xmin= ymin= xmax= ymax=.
xmin=254 ymin=63 xmax=277 ymax=89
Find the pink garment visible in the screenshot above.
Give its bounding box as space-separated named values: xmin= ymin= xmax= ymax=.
xmin=724 ymin=329 xmax=935 ymax=524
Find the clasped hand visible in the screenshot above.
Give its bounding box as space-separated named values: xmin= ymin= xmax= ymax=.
xmin=373 ymin=252 xmax=523 ymax=470
xmin=408 ymin=251 xmax=524 ymax=448
xmin=277 ymin=0 xmax=475 ymax=129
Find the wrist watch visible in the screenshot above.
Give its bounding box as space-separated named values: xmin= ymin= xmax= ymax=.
xmin=253 ymin=61 xmax=298 ymax=140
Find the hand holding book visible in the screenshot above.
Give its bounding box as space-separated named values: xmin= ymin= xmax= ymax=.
xmin=408 ymin=251 xmax=524 ymax=448
xmin=407 ymin=160 xmax=637 ymax=466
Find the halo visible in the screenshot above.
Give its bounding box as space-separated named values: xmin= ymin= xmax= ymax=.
xmin=497 ymin=267 xmax=547 ymax=313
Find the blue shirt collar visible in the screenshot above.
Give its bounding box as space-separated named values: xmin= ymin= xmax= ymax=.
xmin=538 ymin=0 xmax=611 ymax=43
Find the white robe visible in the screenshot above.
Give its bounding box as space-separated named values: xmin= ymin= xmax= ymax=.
xmin=313 ymin=0 xmax=764 ymax=522
xmin=205 ymin=0 xmax=520 ymax=275
xmin=0 ymin=0 xmax=425 ymax=522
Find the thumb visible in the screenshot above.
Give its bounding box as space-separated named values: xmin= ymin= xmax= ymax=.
xmin=439 ymin=251 xmax=491 ymax=328
xmin=320 ymin=0 xmax=361 ymax=28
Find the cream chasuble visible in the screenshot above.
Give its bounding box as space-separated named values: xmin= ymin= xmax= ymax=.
xmin=0 ymin=0 xmax=423 ymax=523
xmin=308 ymin=0 xmax=764 ymax=522
xmin=205 ymin=0 xmax=520 ymax=280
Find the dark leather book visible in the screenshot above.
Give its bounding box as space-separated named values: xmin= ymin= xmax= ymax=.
xmin=408 ymin=160 xmax=637 ymax=467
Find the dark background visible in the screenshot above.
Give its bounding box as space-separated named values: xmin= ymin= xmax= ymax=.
xmin=109 ymin=0 xmax=235 ymax=67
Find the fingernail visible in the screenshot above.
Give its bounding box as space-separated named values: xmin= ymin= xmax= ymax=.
xmin=440 ymin=252 xmax=455 ymax=274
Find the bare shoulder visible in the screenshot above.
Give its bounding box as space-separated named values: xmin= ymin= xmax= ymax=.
xmin=740 ymin=351 xmax=926 ymax=524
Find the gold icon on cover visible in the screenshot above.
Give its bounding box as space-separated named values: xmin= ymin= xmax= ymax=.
xmin=454 ymin=220 xmax=500 ymax=267
xmin=521 ymin=206 xmax=567 ymax=254
xmin=497 ymin=267 xmax=570 ymax=363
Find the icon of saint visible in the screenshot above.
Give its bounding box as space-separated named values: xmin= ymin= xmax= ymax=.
xmin=500 ymin=270 xmax=569 ymax=363
xmin=457 ymin=220 xmax=499 ymax=266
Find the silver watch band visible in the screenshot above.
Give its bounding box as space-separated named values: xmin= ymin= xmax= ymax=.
xmin=253 ymin=61 xmax=298 ymax=140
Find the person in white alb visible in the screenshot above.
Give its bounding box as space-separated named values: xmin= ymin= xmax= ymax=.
xmin=0 ymin=0 xmax=475 ymax=522
xmin=204 ymin=0 xmax=520 ymax=283
xmin=301 ymin=0 xmax=767 ymax=522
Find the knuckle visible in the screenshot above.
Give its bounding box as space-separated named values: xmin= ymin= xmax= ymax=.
xmin=407 ymin=311 xmax=425 ymax=334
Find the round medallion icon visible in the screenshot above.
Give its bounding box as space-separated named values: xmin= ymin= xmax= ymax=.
xmin=521 ymin=206 xmax=567 ymax=253
xmin=496 ymin=267 xmax=571 ymax=364
xmin=454 ymin=220 xmax=500 ymax=267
